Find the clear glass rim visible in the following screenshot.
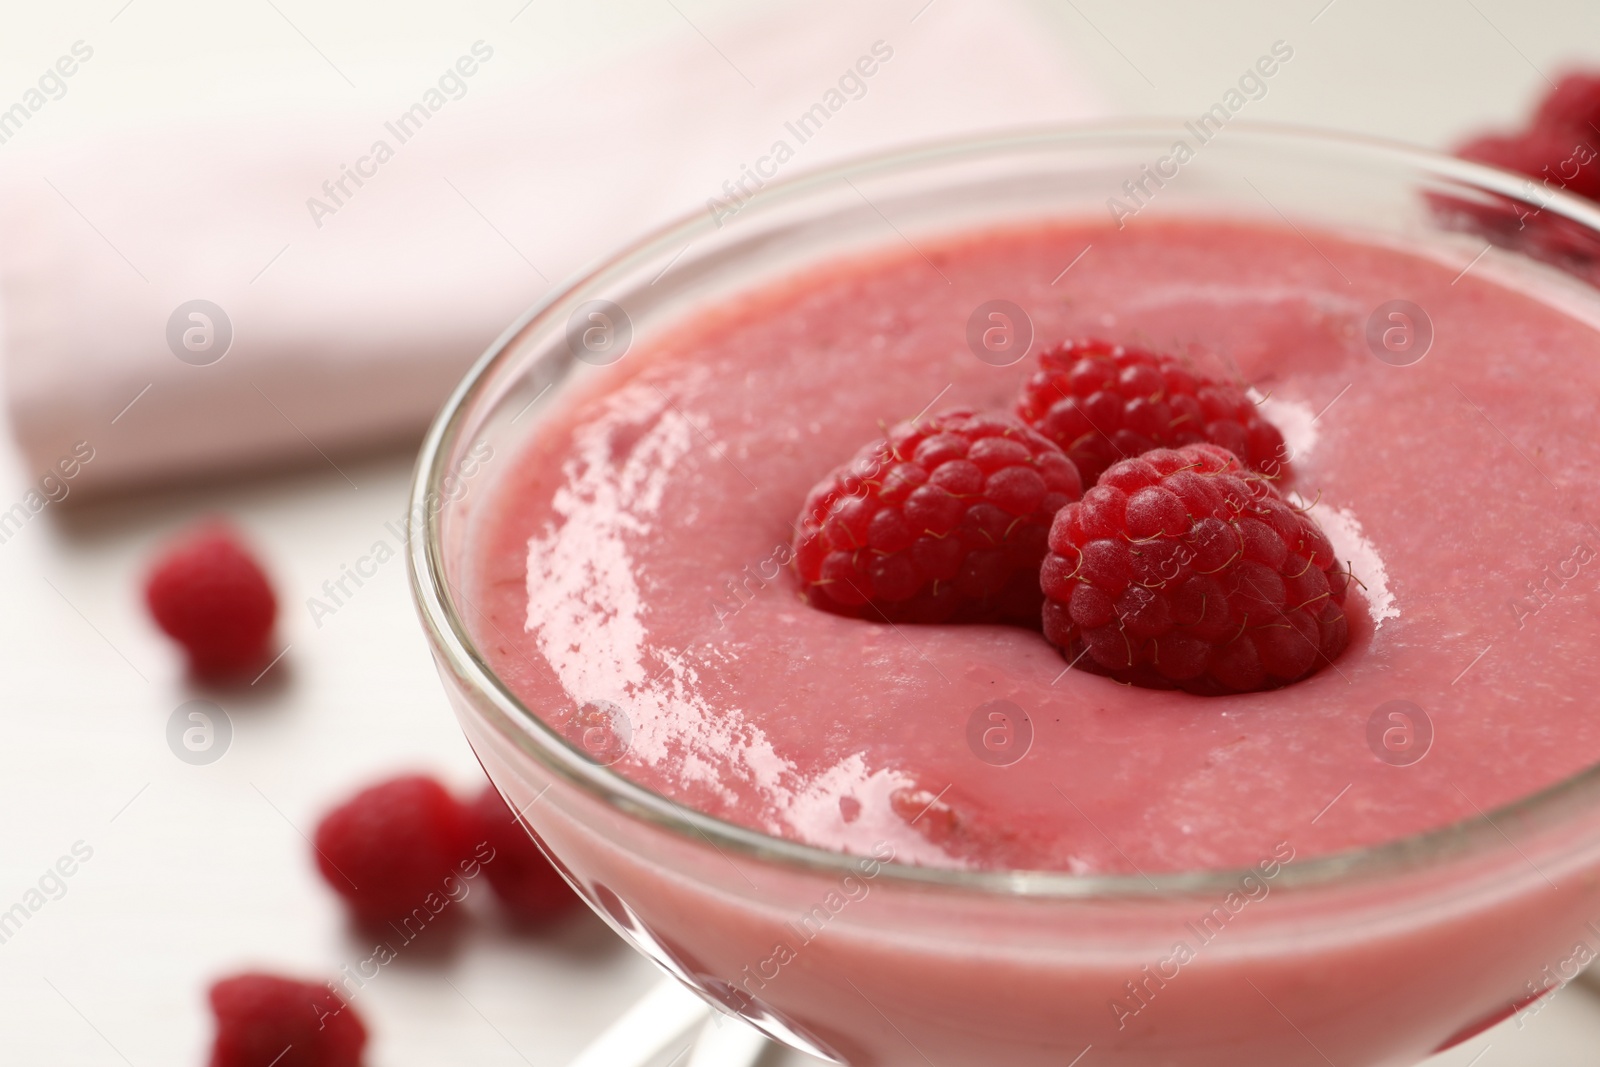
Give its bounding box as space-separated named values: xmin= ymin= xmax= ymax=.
xmin=409 ymin=119 xmax=1600 ymax=901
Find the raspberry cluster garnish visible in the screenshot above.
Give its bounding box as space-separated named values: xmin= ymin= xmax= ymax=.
xmin=207 ymin=973 xmax=366 ymax=1067
xmin=1040 ymin=443 xmax=1349 ymax=694
xmin=1016 ymin=339 xmax=1288 ymax=486
xmin=790 ymin=340 xmax=1351 ymax=695
xmin=793 ymin=409 xmax=1082 ymax=623
xmin=144 ymin=520 xmax=278 ymax=679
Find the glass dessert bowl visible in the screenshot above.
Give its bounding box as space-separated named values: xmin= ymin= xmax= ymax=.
xmin=409 ymin=123 xmax=1600 ymax=1066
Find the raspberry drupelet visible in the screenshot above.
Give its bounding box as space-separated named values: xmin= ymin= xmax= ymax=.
xmin=1041 ymin=443 xmax=1350 ymax=695
xmin=1016 ymin=339 xmax=1288 ymax=487
xmin=793 ymin=409 xmax=1082 ymax=624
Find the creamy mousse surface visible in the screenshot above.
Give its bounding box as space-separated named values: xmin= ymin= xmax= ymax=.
xmin=467 ymin=218 xmax=1600 ymax=875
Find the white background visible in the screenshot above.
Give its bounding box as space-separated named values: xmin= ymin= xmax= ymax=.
xmin=2 ymin=2 xmax=1600 ymax=1064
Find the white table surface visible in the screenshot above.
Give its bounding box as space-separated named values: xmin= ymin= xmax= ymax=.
xmin=4 ymin=2 xmax=1600 ymax=1064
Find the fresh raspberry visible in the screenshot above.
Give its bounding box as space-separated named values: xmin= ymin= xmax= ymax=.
xmin=1533 ymin=72 xmax=1600 ymax=138
xmin=1440 ymin=74 xmax=1600 ymax=285
xmin=312 ymin=775 xmax=472 ymax=926
xmin=207 ymin=972 xmax=366 ymax=1067
xmin=1016 ymin=339 xmax=1288 ymax=487
xmin=144 ymin=521 xmax=278 ymax=679
xmin=1458 ymin=128 xmax=1600 ymax=203
xmin=468 ymin=785 xmax=581 ymax=923
xmin=1041 ymin=443 xmax=1350 ymax=695
xmin=1440 ymin=130 xmax=1600 ymax=285
xmin=793 ymin=409 xmax=1082 ymax=624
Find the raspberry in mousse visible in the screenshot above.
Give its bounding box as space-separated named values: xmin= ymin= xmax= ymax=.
xmin=793 ymin=409 xmax=1081 ymax=624
xmin=1040 ymin=442 xmax=1350 ymax=695
xmin=1017 ymin=338 xmax=1289 ymax=483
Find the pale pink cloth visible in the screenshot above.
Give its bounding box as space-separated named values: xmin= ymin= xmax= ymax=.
xmin=0 ymin=0 xmax=1101 ymax=493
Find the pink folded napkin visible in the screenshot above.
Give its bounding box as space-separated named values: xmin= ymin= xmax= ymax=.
xmin=0 ymin=0 xmax=1101 ymax=494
